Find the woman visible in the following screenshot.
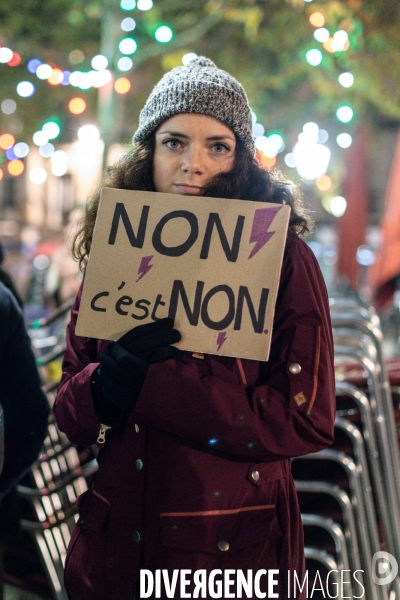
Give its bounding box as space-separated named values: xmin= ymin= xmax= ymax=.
xmin=54 ymin=57 xmax=335 ymax=600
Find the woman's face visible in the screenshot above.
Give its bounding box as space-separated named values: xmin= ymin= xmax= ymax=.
xmin=153 ymin=113 xmax=236 ymax=195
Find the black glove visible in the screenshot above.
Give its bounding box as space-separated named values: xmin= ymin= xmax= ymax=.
xmin=93 ymin=318 xmax=181 ymax=414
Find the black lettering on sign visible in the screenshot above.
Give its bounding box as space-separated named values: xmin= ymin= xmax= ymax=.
xmin=151 ymin=294 xmax=166 ymax=320
xmin=200 ymin=213 xmax=245 ymax=263
xmin=152 ymin=211 xmax=198 ymax=257
xmin=91 ymin=291 xmax=109 ymax=312
xmin=132 ymin=299 xmax=151 ymax=320
xmin=201 ymin=285 xmax=235 ymax=330
xmin=234 ymin=286 xmax=269 ymax=333
xmin=168 ymin=280 xmax=204 ymax=325
xmin=108 ymin=203 xmax=150 ymax=247
xmin=115 ymin=295 xmax=133 ymax=315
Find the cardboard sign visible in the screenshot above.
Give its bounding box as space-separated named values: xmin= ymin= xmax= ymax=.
xmin=76 ymin=188 xmax=290 ymax=361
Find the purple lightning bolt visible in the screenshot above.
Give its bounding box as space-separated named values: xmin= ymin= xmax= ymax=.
xmin=136 ymin=255 xmax=154 ymax=282
xmin=216 ymin=332 xmax=227 ymax=351
xmin=248 ymin=206 xmax=282 ymax=259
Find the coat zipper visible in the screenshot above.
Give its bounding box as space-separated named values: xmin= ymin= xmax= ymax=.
xmin=97 ymin=423 xmax=111 ymax=444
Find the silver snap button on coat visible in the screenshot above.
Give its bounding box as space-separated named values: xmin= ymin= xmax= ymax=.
xmin=251 ymin=470 xmax=260 ymax=482
xmin=133 ymin=530 xmax=141 ymax=542
xmin=135 ymin=459 xmax=143 ymax=471
xmin=218 ymin=540 xmax=230 ymax=551
xmin=289 ymin=363 xmax=302 ymax=375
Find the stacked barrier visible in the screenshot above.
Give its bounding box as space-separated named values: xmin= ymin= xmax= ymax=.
xmin=10 ymin=296 xmax=400 ymax=599
xmin=294 ymin=299 xmax=400 ymax=599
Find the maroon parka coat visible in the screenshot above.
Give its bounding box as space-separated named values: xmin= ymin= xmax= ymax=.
xmin=54 ymin=233 xmax=336 ymax=600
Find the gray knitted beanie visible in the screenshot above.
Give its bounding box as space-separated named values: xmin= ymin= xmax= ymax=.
xmin=133 ymin=56 xmax=255 ymax=154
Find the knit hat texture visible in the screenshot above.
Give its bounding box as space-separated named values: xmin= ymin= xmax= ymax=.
xmin=133 ymin=56 xmax=254 ymax=154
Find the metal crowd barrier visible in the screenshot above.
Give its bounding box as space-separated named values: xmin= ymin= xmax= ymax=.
xmin=329 ymin=299 xmax=400 ymax=599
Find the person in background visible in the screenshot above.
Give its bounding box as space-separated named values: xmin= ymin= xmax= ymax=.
xmin=0 ymin=281 xmax=50 ymax=591
xmin=54 ymin=57 xmax=336 ymax=599
xmin=0 ymin=242 xmax=23 ymax=309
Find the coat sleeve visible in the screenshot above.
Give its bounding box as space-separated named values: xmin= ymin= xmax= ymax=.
xmin=53 ymin=287 xmax=103 ymax=447
xmin=0 ymin=284 xmax=50 ymax=495
xmin=133 ymin=236 xmax=336 ymax=462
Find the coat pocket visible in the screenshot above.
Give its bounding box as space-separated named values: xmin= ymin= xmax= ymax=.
xmin=64 ymin=488 xmax=111 ymax=600
xmin=160 ymin=503 xmax=281 ymax=556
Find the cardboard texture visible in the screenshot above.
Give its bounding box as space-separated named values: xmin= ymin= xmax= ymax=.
xmin=76 ymin=188 xmax=290 ymax=361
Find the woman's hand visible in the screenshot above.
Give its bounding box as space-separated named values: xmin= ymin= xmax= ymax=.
xmin=94 ymin=318 xmax=181 ymax=413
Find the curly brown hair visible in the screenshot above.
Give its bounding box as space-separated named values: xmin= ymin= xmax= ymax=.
xmin=73 ymin=134 xmax=312 ymax=270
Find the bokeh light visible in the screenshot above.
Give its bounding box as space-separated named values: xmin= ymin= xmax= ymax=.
xmin=323 ymin=38 xmax=337 ymax=53
xmin=334 ymin=30 xmax=349 ymax=44
xmin=309 ymin=12 xmax=325 ymax=28
xmin=5 ymin=147 xmax=18 ymax=161
xmin=316 ymin=175 xmax=332 ymax=191
xmin=255 ymin=136 xmax=278 ymax=158
xmin=36 ymin=64 xmax=53 ymax=80
xmin=120 ymin=0 xmax=136 ymax=9
xmin=302 ymin=122 xmax=319 ymax=142
xmin=27 ymin=58 xmax=42 ymax=74
xmin=0 ymin=169 xmax=3 ymax=181
xmin=0 ymin=48 xmax=13 ymax=63
xmin=306 ymin=49 xmax=322 ymax=66
xmin=1 ymin=99 xmax=17 ymax=114
xmin=336 ymin=106 xmax=354 ymax=123
xmin=48 ymin=68 xmax=64 ymax=85
xmin=42 ymin=121 xmax=60 ymax=139
xmin=69 ymin=50 xmax=84 ymax=64
xmin=314 ymin=28 xmax=330 ymax=43
xmin=0 ymin=134 xmax=15 ymax=150
xmin=268 ymin=133 xmax=285 ymax=153
xmin=284 ymin=153 xmax=296 ymax=168
xmin=69 ymin=97 xmax=87 ymax=114
xmin=51 ymin=163 xmax=68 ymax=177
xmin=330 ymin=196 xmax=347 ymax=217
xmin=7 ymin=160 xmax=24 ymax=176
xmin=30 ymin=167 xmax=47 ymax=184
xmin=294 ymin=139 xmax=331 ymax=180
xmin=253 ymin=123 xmax=265 ymax=137
xmin=39 ymin=143 xmax=55 ymax=158
xmin=337 ymin=133 xmax=353 ymax=148
xmin=137 ymin=0 xmax=153 ymax=9
xmin=121 ymin=17 xmax=136 ymax=31
xmin=33 ymin=131 xmax=49 ymax=146
xmin=338 ymin=72 xmax=354 ymax=88
xmin=92 ymin=55 xmax=108 ymax=70
xmin=61 ymin=71 xmax=72 ymax=86
xmin=119 ymin=37 xmax=137 ymax=54
xmin=14 ymin=142 xmax=29 ymax=158
xmin=114 ymin=77 xmax=131 ymax=94
xmin=90 ymin=70 xmax=112 ymax=88
xmin=182 ymin=53 xmax=198 ymax=65
xmin=155 ymin=26 xmax=173 ymax=43
xmin=330 ymin=32 xmax=350 ymax=52
xmin=318 ymin=129 xmax=329 ymax=144
xmin=118 ymin=57 xmax=133 ymax=71
xmin=8 ymin=52 xmax=22 ymax=67
xmin=17 ymin=81 xmax=35 ymax=97
xmin=77 ymin=125 xmax=100 ymax=143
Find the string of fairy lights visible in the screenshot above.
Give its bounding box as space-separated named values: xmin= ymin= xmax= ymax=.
xmin=0 ymin=0 xmax=355 ymax=216
xmin=252 ymin=0 xmax=356 ymax=218
xmin=0 ymin=0 xmax=174 ymax=182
